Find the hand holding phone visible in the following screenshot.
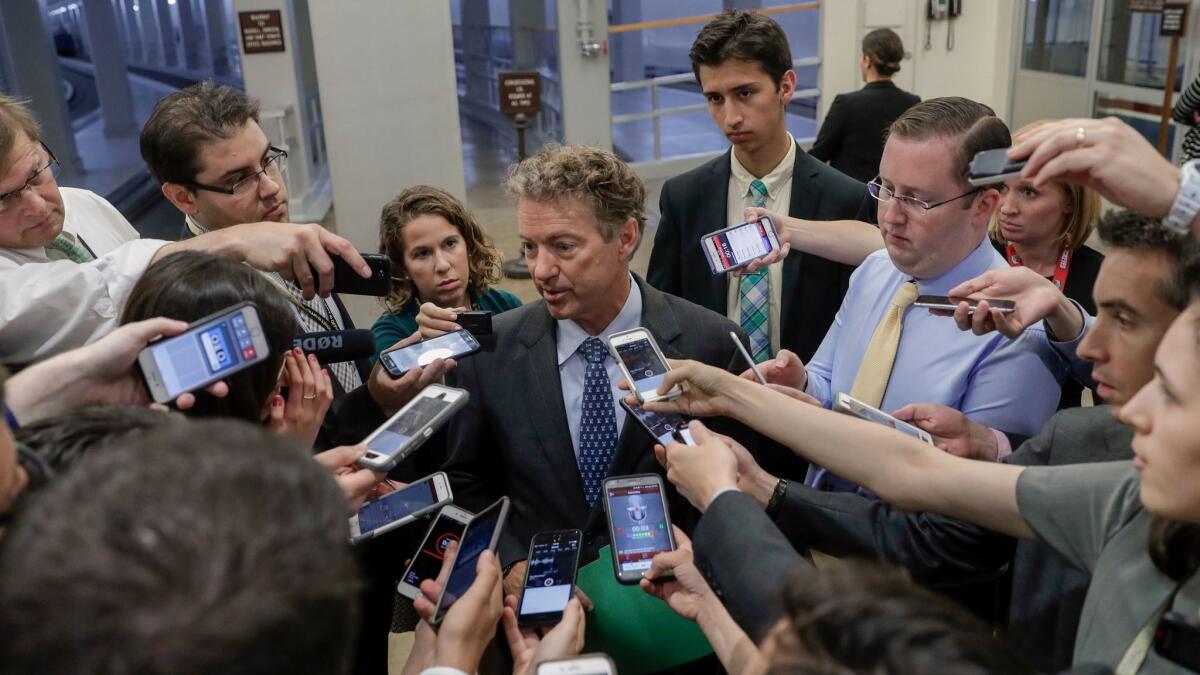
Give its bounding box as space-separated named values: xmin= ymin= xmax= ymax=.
xmin=357 ymin=384 xmax=469 ymax=472
xmin=349 ymin=472 xmax=452 ymax=543
xmin=603 ymin=474 xmax=677 ymax=584
xmin=621 ymin=399 xmax=695 ymax=447
xmin=968 ymin=148 xmax=1026 ymax=187
xmin=834 ymin=392 xmax=935 ymax=445
xmin=517 ymin=530 xmax=583 ymax=627
xmin=309 ymin=252 xmax=392 ymax=296
xmin=912 ymin=295 xmax=1016 ymax=314
xmin=431 ymin=497 xmax=511 ymax=624
xmin=607 ymin=328 xmax=681 ymax=403
xmin=700 ymin=216 xmax=782 ymax=274
xmin=397 ymin=505 xmax=473 ymax=599
xmin=456 ymin=311 xmax=493 ymax=336
xmin=379 ymin=329 xmax=481 ymax=378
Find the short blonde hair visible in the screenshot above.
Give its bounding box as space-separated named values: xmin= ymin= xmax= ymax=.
xmin=988 ymin=119 xmax=1100 ymax=251
xmin=0 ymin=94 xmax=42 ymax=167
xmin=505 ymin=144 xmax=646 ymax=244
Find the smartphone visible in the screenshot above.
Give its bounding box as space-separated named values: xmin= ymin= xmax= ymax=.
xmin=456 ymin=310 xmax=493 ymax=336
xmin=620 ymin=399 xmax=695 ymax=447
xmin=833 ymin=392 xmax=935 ymax=445
xmin=607 ymin=328 xmax=681 ymax=403
xmin=358 ymin=384 xmax=470 ymax=472
xmin=518 ymin=529 xmax=583 ymax=627
xmin=430 ymin=496 xmax=511 ymax=625
xmin=137 ymin=301 xmax=270 ymax=404
xmin=396 ymin=505 xmax=473 ymax=600
xmin=1155 ymin=611 xmax=1200 ymax=671
xmin=967 ymin=148 xmax=1026 ymax=187
xmin=700 ymin=216 xmax=782 ymax=274
xmin=349 ymin=472 xmax=452 ymax=544
xmin=729 ymin=330 xmax=767 ymax=384
xmin=536 ymin=654 xmax=617 ymax=675
xmin=310 ymin=252 xmax=392 ymax=296
xmin=603 ymin=474 xmax=676 ymax=584
xmin=379 ymin=329 xmax=481 ymax=378
xmin=912 ymin=294 xmax=1016 ymax=314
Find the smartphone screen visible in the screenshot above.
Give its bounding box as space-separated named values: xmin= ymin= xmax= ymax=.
xmin=852 ymin=403 xmax=930 ymax=443
xmin=401 ymin=510 xmax=469 ymax=589
xmin=144 ymin=307 xmax=263 ymax=399
xmin=355 ymin=478 xmax=441 ymax=537
xmin=435 ymin=499 xmax=507 ymax=620
xmin=518 ymin=531 xmax=582 ymax=624
xmin=703 ymin=218 xmax=777 ymax=271
xmin=381 ymin=330 xmax=478 ymax=375
xmin=614 ymin=335 xmax=669 ymax=396
xmin=606 ymin=481 xmax=672 ymax=576
xmin=623 ymin=400 xmax=695 ymax=446
xmin=366 ymin=395 xmax=454 ymax=460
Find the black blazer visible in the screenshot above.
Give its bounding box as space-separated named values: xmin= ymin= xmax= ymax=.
xmin=809 ymin=80 xmax=921 ymax=183
xmin=647 ymin=144 xmax=873 ymax=363
xmin=442 ymin=275 xmax=786 ymax=568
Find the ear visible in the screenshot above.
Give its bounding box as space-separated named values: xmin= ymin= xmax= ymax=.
xmin=974 ymin=188 xmax=1002 ymax=226
xmin=617 ymin=217 xmax=640 ymax=261
xmin=161 ymin=183 xmax=199 ymax=215
xmin=778 ymin=70 xmax=796 ymax=105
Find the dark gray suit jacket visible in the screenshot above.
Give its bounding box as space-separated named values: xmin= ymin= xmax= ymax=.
xmin=442 ymin=274 xmax=779 ymax=567
xmin=710 ymin=405 xmax=1131 ymax=671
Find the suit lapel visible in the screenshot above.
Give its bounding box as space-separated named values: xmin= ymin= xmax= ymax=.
xmin=704 ymin=152 xmax=734 ymax=303
xmin=782 ymin=146 xmax=824 ymax=322
xmin=516 ymin=306 xmax=591 ymax=521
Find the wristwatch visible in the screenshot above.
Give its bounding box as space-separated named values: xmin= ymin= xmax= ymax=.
xmin=1165 ymin=160 xmax=1200 ymax=235
xmin=765 ymin=478 xmax=789 ymax=517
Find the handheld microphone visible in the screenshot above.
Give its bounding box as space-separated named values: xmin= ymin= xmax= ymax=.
xmin=293 ymin=329 xmax=376 ymax=364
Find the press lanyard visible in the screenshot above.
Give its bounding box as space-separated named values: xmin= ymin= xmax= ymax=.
xmin=1006 ymin=243 xmax=1072 ymax=291
xmin=1115 ymin=574 xmax=1194 ymax=675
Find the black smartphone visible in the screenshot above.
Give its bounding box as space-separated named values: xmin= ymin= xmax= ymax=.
xmin=379 ymin=329 xmax=481 ymax=378
xmin=620 ymin=399 xmax=696 ymax=447
xmin=602 ymin=474 xmax=676 ymax=585
xmin=967 ymin=148 xmax=1026 ymax=187
xmin=912 ymin=294 xmax=1016 ymax=314
xmin=1155 ymin=611 xmax=1200 ymax=671
xmin=309 ymin=252 xmax=392 ymax=296
xmin=457 ymin=310 xmax=493 ymax=336
xmin=431 ymin=497 xmax=511 ymax=624
xmin=518 ymin=529 xmax=583 ymax=627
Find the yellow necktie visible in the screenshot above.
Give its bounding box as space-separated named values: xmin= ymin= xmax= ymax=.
xmin=850 ymin=281 xmax=919 ymax=408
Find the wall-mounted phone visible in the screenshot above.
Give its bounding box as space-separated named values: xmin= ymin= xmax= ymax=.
xmin=926 ymin=0 xmax=962 ymax=51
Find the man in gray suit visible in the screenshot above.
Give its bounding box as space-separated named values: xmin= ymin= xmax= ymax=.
xmin=443 ymin=144 xmax=773 ymax=595
xmin=662 ymin=211 xmax=1192 ymax=671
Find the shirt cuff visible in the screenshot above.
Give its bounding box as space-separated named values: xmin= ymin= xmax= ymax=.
xmin=991 ymin=428 xmax=1013 ymax=462
xmin=421 ymin=668 xmax=470 ymax=675
xmin=1044 ymin=298 xmax=1090 ymax=345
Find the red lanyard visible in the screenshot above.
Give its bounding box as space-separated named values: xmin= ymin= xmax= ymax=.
xmin=1006 ymin=243 xmax=1072 ymax=291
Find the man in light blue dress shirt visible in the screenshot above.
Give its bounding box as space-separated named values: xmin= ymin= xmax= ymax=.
xmin=780 ymin=98 xmax=1064 ymax=490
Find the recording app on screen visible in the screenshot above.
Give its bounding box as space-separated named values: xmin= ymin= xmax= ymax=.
xmin=368 ymin=397 xmax=452 ymax=457
xmin=608 ymin=484 xmax=669 ymax=573
xmin=403 ymin=517 xmax=465 ymax=586
xmin=520 ymin=536 xmax=580 ymax=615
xmin=357 ymin=481 xmax=437 ymax=535
xmin=152 ymin=314 xmax=255 ymax=397
xmin=615 ymin=338 xmax=667 ymax=393
xmin=442 ymin=508 xmax=502 ymax=607
xmin=714 ymin=221 xmax=772 ymax=268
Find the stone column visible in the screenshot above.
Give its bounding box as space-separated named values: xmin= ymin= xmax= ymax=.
xmin=81 ymin=0 xmax=137 ymax=137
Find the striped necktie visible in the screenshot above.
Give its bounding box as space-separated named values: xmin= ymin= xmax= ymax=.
xmin=47 ymin=233 xmax=95 ymax=263
xmin=738 ymin=179 xmax=771 ymax=362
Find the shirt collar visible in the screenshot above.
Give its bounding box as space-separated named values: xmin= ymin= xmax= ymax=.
xmin=185 ymin=213 xmax=209 ymax=237
xmin=556 ymin=274 xmax=643 ymax=366
xmin=916 ymin=235 xmax=1002 ymax=294
xmin=730 ymin=132 xmax=796 ymax=205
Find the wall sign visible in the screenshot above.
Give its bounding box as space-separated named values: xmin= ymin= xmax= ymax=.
xmin=239 ymin=11 xmax=286 ymax=54
xmin=498 ymin=71 xmax=541 ymax=116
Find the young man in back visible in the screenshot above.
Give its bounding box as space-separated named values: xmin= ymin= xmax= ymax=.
xmin=647 ymin=9 xmax=872 ymax=364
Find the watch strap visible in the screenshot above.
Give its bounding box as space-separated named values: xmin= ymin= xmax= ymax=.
xmin=765 ymin=478 xmax=788 ymax=517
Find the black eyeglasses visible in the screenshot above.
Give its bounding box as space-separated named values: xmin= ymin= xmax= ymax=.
xmin=183 ymin=146 xmax=288 ymax=196
xmin=0 ymin=143 xmax=60 ymax=214
xmin=867 ymin=179 xmax=982 ymax=212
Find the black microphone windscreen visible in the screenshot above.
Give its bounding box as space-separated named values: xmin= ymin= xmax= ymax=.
xmin=292 ymin=329 xmax=376 ymax=364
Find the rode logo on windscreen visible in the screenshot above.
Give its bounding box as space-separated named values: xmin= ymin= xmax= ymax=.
xmin=294 ymin=334 xmax=342 ymax=352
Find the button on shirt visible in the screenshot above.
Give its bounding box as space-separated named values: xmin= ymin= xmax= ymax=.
xmin=725 ymin=135 xmax=794 ymax=356
xmin=557 ymin=276 xmax=643 ymax=458
xmin=804 ymin=236 xmax=1064 ymax=437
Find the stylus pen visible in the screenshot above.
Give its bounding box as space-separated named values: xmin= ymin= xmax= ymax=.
xmin=730 ymin=331 xmax=768 ymax=385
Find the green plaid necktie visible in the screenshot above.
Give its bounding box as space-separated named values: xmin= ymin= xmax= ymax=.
xmin=46 ymin=234 xmax=95 ymax=263
xmin=738 ymin=179 xmax=771 ymax=362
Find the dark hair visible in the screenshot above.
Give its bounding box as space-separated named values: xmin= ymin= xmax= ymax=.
xmin=120 ymin=251 xmax=296 ymax=423
xmin=768 ymin=561 xmax=1028 ymax=674
xmin=1098 ymin=209 xmax=1198 ymax=311
xmin=0 ymin=420 xmax=359 ymax=675
xmin=862 ymin=28 xmax=904 ymax=77
xmin=689 ymin=9 xmax=793 ymax=87
xmin=140 ymin=80 xmax=261 ymax=185
xmin=15 ymin=405 xmax=177 ymax=480
xmin=887 ymin=97 xmax=1011 ymax=190
xmin=378 ymin=185 xmax=504 ymax=314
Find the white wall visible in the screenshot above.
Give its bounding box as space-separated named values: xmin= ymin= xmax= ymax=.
xmin=821 ymin=0 xmax=1018 ymax=121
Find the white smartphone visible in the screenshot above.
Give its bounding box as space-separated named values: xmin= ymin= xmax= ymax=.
xmin=602 ymin=473 xmax=676 ymax=585
xmin=358 ymin=384 xmax=469 ymax=472
xmin=912 ymin=295 xmax=1016 ymax=315
xmin=430 ymin=497 xmax=510 ymax=625
xmin=137 ymin=301 xmax=271 ymax=404
xmin=348 ymin=472 xmax=452 ymax=544
xmin=700 ymin=215 xmax=782 ymax=274
xmin=606 ymin=327 xmax=681 ymax=403
xmin=396 ymin=504 xmax=473 ymax=600
xmin=833 ymin=392 xmax=935 ymax=445
xmin=536 ymin=654 xmax=617 ymax=675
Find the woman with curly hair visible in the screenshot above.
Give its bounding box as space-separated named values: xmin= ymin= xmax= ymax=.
xmin=371 ymin=185 xmax=521 ymax=362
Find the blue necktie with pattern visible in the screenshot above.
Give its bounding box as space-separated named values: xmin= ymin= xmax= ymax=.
xmin=577 ymin=337 xmax=619 ymax=507
xmin=738 ymin=178 xmax=771 ymax=362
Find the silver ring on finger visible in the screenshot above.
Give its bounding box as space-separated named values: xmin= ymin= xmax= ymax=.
xmin=1075 ymin=126 xmax=1087 ymax=147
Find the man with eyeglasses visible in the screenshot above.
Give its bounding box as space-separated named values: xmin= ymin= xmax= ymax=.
xmin=759 ymin=97 xmax=1063 ymax=493
xmin=0 ymin=94 xmax=369 ymax=366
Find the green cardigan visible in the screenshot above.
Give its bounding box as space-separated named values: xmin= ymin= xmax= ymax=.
xmin=370 ymin=288 xmax=523 ymax=363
